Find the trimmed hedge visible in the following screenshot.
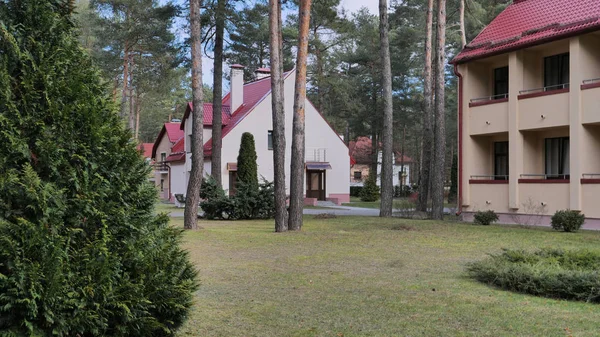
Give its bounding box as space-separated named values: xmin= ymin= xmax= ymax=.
xmin=467 ymin=248 xmax=600 ymax=303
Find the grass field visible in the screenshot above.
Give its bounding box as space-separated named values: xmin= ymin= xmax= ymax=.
xmin=173 ymin=216 xmax=600 ymax=336
xmin=343 ymin=196 xmax=456 ymax=210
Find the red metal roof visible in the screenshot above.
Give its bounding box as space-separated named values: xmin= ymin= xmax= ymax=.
xmin=164 ymin=122 xmax=184 ymax=143
xmin=166 ymin=137 xmax=185 ymax=162
xmin=180 ymin=103 xmax=232 ymax=129
xmin=203 ymin=72 xmax=293 ymax=156
xmin=151 ymin=122 xmax=183 ymax=159
xmin=452 ymin=0 xmax=600 ymax=64
xmin=137 ymin=143 xmax=154 ymax=159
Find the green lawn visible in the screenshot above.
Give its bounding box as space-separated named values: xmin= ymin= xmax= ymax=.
xmin=174 ymin=216 xmax=600 ymax=336
xmin=344 ymin=196 xmax=457 ymax=210
xmin=154 ymin=202 xmax=181 ymax=214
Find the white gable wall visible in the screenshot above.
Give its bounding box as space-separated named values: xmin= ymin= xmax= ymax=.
xmin=217 ymin=71 xmax=350 ymax=200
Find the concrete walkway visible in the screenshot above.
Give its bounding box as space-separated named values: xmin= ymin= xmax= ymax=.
xmin=167 ymin=205 xmax=455 ymax=218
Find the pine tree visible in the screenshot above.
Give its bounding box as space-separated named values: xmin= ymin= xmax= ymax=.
xmin=237 ymin=132 xmax=259 ymax=190
xmin=269 ymin=0 xmax=288 ymax=232
xmin=0 ymin=0 xmax=197 ymax=334
xmin=378 ymin=0 xmax=394 ymax=218
xmin=288 ymin=0 xmax=312 ymax=231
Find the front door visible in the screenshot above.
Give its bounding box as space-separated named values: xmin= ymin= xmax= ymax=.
xmin=306 ymin=170 xmax=326 ymax=201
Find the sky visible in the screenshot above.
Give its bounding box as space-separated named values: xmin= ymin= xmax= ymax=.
xmin=202 ymin=0 xmax=380 ymax=89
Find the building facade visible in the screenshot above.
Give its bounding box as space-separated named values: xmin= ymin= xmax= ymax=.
xmin=452 ymin=0 xmax=600 ymax=226
xmin=175 ymin=65 xmax=351 ymax=205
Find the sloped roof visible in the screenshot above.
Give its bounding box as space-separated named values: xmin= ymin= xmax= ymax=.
xmin=180 ymin=102 xmax=232 ymax=129
xmin=165 ymin=137 xmax=185 ymax=162
xmin=137 ymin=143 xmax=154 ymax=159
xmin=151 ymin=122 xmax=183 ymax=159
xmin=349 ymin=136 xmax=414 ymax=165
xmin=202 ymin=72 xmax=293 ymax=156
xmin=452 ymin=0 xmax=600 ymax=64
xmin=164 ymin=122 xmax=184 ymax=142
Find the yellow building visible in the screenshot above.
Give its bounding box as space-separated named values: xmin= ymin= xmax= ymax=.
xmin=451 ymin=0 xmax=600 ymax=227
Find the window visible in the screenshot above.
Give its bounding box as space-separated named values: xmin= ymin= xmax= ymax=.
xmin=160 ymin=152 xmax=166 ymax=163
xmin=493 ymin=66 xmax=509 ymax=98
xmin=545 ymin=137 xmax=569 ymax=179
xmin=267 ymin=130 xmax=273 ymax=150
xmin=160 ymin=179 xmax=164 ymax=192
xmin=354 ymin=171 xmax=362 ymax=180
xmin=494 ymin=142 xmax=509 ymax=180
xmin=544 ymin=53 xmax=569 ymax=90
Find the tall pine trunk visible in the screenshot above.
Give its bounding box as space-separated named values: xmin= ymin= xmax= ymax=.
xmin=269 ymin=0 xmax=288 ymax=232
xmin=459 ymin=0 xmax=466 ymax=48
xmin=418 ymin=0 xmax=434 ymax=212
xmin=128 ymin=53 xmax=135 ymax=130
xmin=211 ymin=0 xmax=225 ymax=184
xmin=184 ymin=0 xmax=204 ymax=230
xmin=135 ymin=91 xmax=141 ymax=139
xmin=288 ymin=0 xmax=312 ymax=231
xmin=431 ymin=0 xmax=446 ymax=220
xmin=378 ymin=0 xmax=393 ymax=217
xmin=120 ymin=47 xmax=129 ymax=119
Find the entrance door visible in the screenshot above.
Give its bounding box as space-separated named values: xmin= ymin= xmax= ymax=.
xmin=306 ymin=170 xmax=326 ymax=200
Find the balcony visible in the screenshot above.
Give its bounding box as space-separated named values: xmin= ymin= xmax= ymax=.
xmin=469 ymin=175 xmax=508 ymax=184
xmin=582 ymin=78 xmax=600 ymax=124
xmin=518 ymin=84 xmax=570 ymax=131
xmin=518 ymin=174 xmax=570 ymax=183
xmin=306 ymin=148 xmax=327 ymax=162
xmin=582 ymin=174 xmax=600 ymax=218
xmin=518 ymin=180 xmax=569 ymax=215
xmin=153 ymin=161 xmax=169 ymax=172
xmin=469 ymin=180 xmax=509 ymax=213
xmin=468 ymin=95 xmax=509 ymax=135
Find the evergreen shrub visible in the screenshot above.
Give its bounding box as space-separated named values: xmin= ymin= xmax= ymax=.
xmin=467 ymin=248 xmax=600 ymax=303
xmin=551 ymin=210 xmax=585 ymax=232
xmin=360 ymin=176 xmax=380 ymax=202
xmin=473 ymin=210 xmax=499 ymax=225
xmin=0 ymin=1 xmax=197 ymax=335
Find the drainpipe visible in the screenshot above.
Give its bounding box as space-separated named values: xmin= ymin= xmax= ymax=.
xmin=453 ymin=64 xmax=464 ymax=216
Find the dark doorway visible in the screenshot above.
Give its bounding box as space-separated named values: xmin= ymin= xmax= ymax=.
xmin=306 ymin=170 xmax=326 ymax=201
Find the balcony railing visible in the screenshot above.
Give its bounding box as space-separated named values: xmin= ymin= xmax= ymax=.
xmin=153 ymin=161 xmax=169 ymax=172
xmin=583 ymin=78 xmax=600 ymax=85
xmin=306 ymin=148 xmax=327 ymax=162
xmin=520 ymin=174 xmax=570 ymax=180
xmin=469 ymin=93 xmax=508 ymax=104
xmin=582 ymin=173 xmax=600 ymax=179
xmin=470 ymin=175 xmax=508 ymax=180
xmin=519 ymin=83 xmax=569 ymax=95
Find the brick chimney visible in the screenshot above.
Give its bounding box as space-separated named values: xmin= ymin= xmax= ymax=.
xmin=230 ymin=64 xmax=245 ymax=112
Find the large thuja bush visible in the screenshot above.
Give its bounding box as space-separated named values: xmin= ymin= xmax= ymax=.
xmin=0 ymin=1 xmax=197 ymax=335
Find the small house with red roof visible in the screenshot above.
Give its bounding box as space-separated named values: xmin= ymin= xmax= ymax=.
xmin=151 ymin=122 xmax=184 ymax=200
xmin=348 ymin=136 xmax=414 ymax=187
xmin=452 ymin=0 xmax=600 ymax=226
xmin=172 ymin=65 xmax=351 ymax=205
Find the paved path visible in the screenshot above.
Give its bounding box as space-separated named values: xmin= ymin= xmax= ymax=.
xmin=166 ymin=205 xmax=454 ymax=217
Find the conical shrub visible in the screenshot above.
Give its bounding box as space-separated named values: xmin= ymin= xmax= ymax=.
xmin=0 ymin=1 xmax=197 ymax=335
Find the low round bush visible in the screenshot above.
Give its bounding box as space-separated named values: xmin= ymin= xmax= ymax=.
xmin=467 ymin=248 xmax=600 ymax=303
xmin=473 ymin=210 xmax=498 ymax=225
xmin=551 ymin=210 xmax=585 ymax=232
